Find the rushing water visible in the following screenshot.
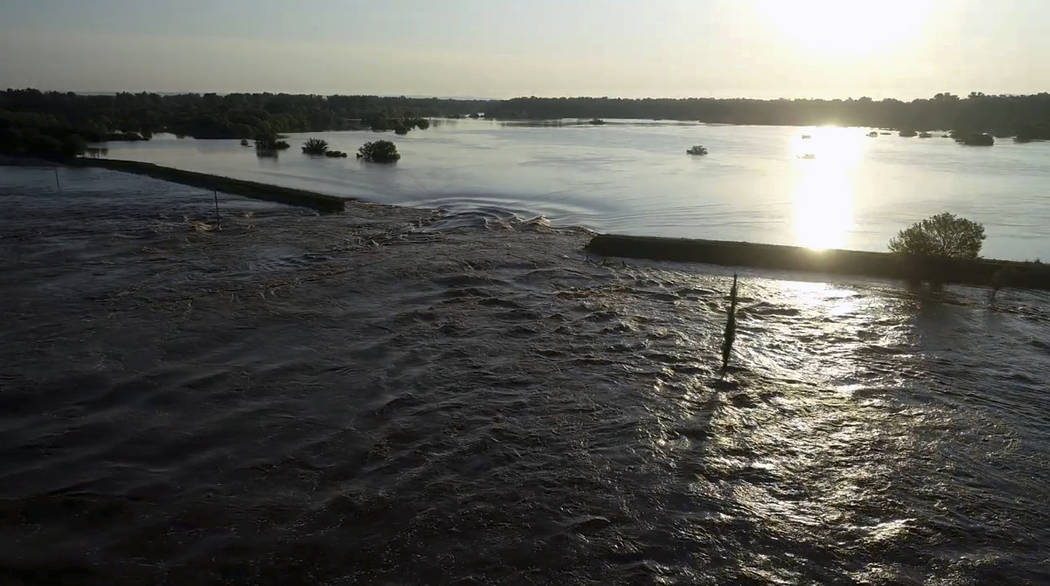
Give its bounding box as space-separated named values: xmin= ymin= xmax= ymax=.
xmin=91 ymin=120 xmax=1050 ymax=261
xmin=2 ymin=167 xmax=1049 ymax=584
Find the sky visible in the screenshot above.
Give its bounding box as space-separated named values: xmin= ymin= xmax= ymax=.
xmin=1 ymin=0 xmax=1047 ymax=100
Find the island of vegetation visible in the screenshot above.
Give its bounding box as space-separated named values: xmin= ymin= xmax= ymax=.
xmin=357 ymin=140 xmax=400 ymax=163
xmin=686 ymin=145 xmax=708 ymax=155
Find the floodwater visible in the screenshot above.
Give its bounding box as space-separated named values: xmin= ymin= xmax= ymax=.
xmin=91 ymin=120 xmax=1050 ymax=261
xmin=2 ymin=167 xmax=1049 ymax=584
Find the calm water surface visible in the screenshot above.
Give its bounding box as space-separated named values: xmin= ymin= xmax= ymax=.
xmin=92 ymin=120 xmax=1050 ymax=261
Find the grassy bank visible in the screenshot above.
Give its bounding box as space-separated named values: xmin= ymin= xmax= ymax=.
xmin=67 ymin=158 xmax=347 ymax=213
xmin=586 ymin=234 xmax=1050 ymax=291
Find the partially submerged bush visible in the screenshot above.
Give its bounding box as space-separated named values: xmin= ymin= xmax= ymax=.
xmin=686 ymin=145 xmax=708 ymax=155
xmin=357 ymin=140 xmax=400 ymax=163
xmin=324 ymin=150 xmax=348 ymax=158
xmin=301 ymin=138 xmax=329 ymax=155
xmin=888 ymin=212 xmax=985 ymax=259
xmin=953 ymin=132 xmax=994 ymax=146
xmin=254 ymin=136 xmax=289 ymax=151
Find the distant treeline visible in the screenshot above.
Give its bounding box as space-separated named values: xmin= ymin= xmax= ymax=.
xmin=3 ymin=89 xmax=1050 ymax=158
xmin=0 ymin=90 xmax=487 ymax=157
xmin=485 ymin=93 xmax=1050 ymax=140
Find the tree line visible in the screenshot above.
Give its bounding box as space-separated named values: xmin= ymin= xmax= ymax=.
xmin=0 ymin=90 xmax=487 ymax=157
xmin=483 ymin=93 xmax=1050 ymax=140
xmin=3 ymin=89 xmax=1049 ymax=158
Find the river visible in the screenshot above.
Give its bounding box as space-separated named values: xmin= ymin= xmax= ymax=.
xmin=1 ymin=166 xmax=1049 ymax=583
xmin=89 ymin=119 xmax=1050 ymax=261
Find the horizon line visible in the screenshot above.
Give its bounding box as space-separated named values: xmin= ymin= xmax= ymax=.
xmin=6 ymin=88 xmax=1050 ymax=103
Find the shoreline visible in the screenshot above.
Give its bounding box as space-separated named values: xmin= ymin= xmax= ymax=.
xmin=5 ymin=155 xmax=1049 ymax=291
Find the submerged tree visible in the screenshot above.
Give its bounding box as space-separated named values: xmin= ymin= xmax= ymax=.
xmin=953 ymin=132 xmax=994 ymax=146
xmin=301 ymin=138 xmax=329 ymax=155
xmin=888 ymin=212 xmax=986 ymax=259
xmin=357 ymin=140 xmax=400 ymax=163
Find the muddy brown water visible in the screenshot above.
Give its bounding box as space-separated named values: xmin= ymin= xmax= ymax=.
xmin=2 ymin=166 xmax=1049 ymax=584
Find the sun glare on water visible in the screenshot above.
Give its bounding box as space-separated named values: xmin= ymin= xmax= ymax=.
xmin=791 ymin=128 xmax=863 ymax=250
xmin=757 ymin=0 xmax=928 ymax=55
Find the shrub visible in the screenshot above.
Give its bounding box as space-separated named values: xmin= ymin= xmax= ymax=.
xmin=952 ymin=132 xmax=994 ymax=146
xmin=357 ymin=140 xmax=400 ymax=163
xmin=888 ymin=212 xmax=985 ymax=259
xmin=301 ymin=138 xmax=328 ymax=155
xmin=255 ymin=137 xmax=289 ymax=150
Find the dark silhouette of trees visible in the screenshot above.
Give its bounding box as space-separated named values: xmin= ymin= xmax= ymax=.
xmin=0 ymin=90 xmax=466 ymax=155
xmin=481 ymin=93 xmax=1050 ymax=139
xmin=889 ymin=213 xmax=986 ymax=259
xmin=3 ymin=89 xmax=1050 ymax=158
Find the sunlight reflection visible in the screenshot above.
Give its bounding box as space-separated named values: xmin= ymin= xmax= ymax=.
xmin=790 ymin=128 xmax=861 ymax=250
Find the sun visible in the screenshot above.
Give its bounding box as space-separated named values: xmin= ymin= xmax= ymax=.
xmin=756 ymin=0 xmax=928 ymax=56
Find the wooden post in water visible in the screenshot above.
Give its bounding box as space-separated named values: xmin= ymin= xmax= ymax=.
xmin=721 ymin=273 xmax=738 ymax=373
xmin=54 ymin=168 xmax=62 ymax=193
xmin=213 ymin=189 xmax=220 ymax=228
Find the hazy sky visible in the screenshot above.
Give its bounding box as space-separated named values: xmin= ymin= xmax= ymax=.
xmin=1 ymin=0 xmax=1047 ymax=99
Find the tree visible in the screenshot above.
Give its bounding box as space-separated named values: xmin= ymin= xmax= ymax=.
xmin=59 ymin=134 xmax=87 ymax=157
xmin=888 ymin=213 xmax=986 ymax=259
xmin=301 ymin=138 xmax=328 ymax=155
xmin=357 ymin=140 xmax=400 ymax=163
